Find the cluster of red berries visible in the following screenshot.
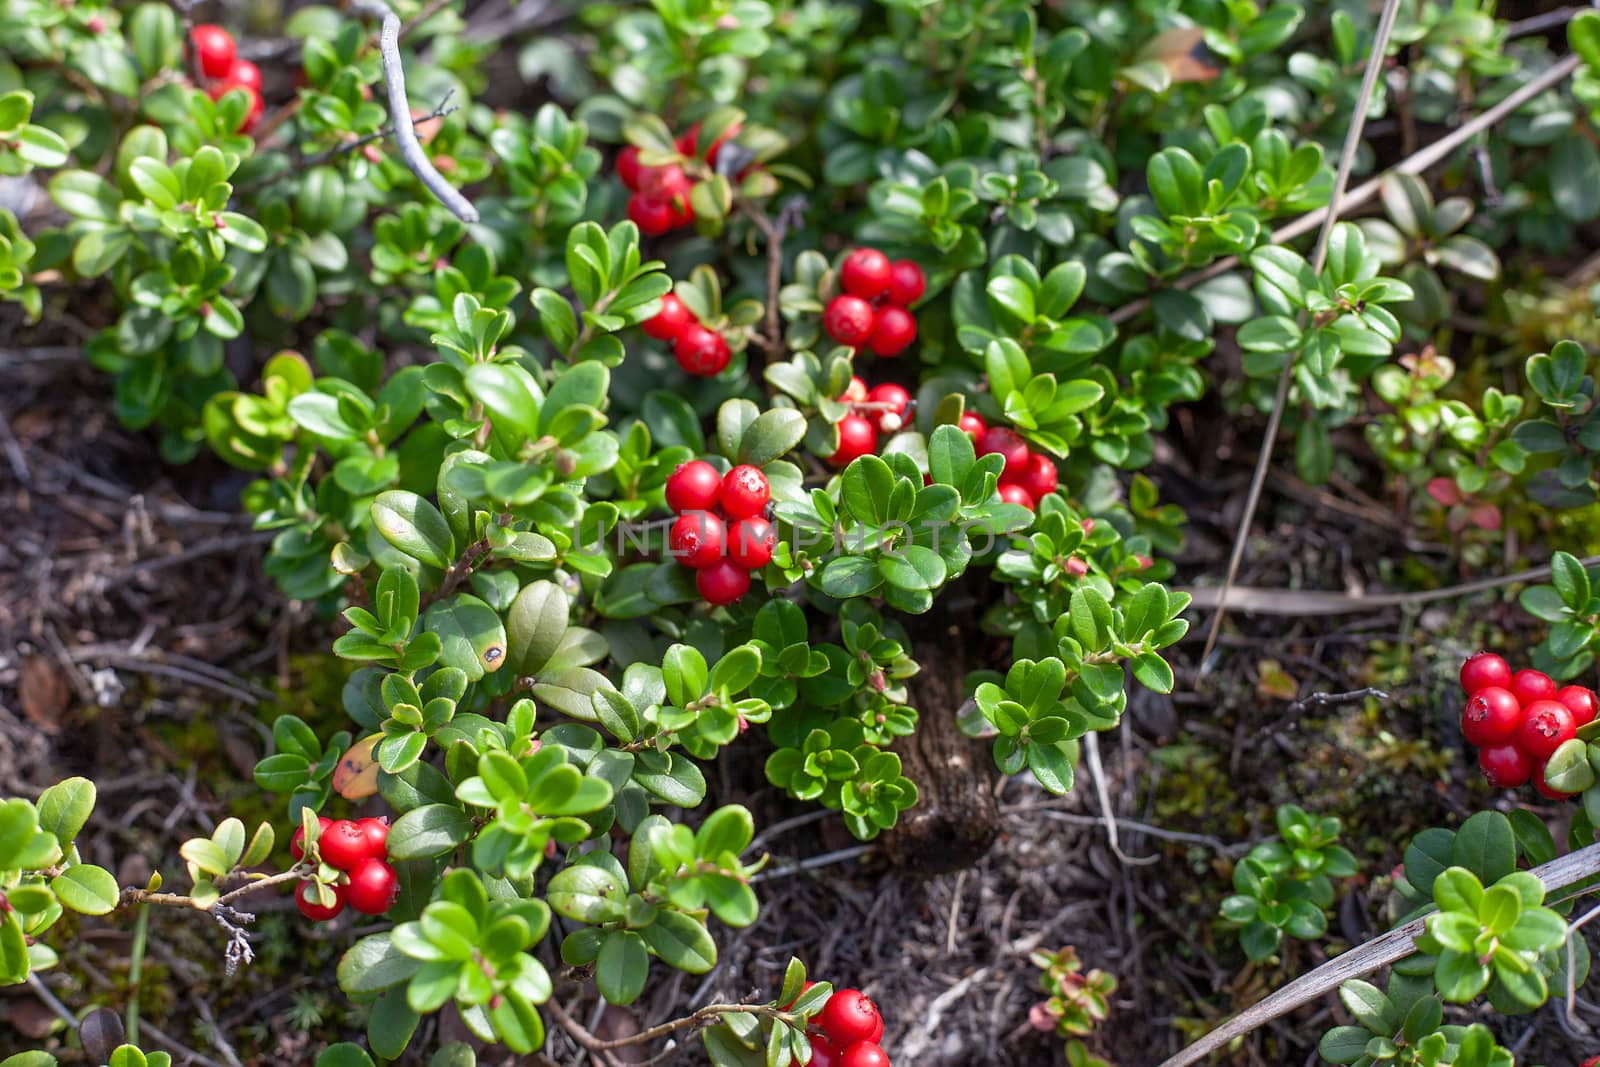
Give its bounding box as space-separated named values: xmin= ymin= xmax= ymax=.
xmin=974 ymin=425 xmax=1057 ymax=511
xmin=827 ymin=376 xmax=910 ymax=467
xmin=643 ymin=292 xmax=730 ymax=377
xmin=192 ymin=25 xmax=264 ymax=132
xmin=291 ymin=816 xmax=399 ymax=920
xmin=798 ymin=986 xmax=889 ymax=1067
xmin=664 ymin=460 xmax=776 ymax=605
xmin=1459 ymin=652 xmax=1597 ymax=796
xmin=619 ymin=123 xmax=740 ymax=237
xmin=822 ymin=249 xmax=924 ymax=358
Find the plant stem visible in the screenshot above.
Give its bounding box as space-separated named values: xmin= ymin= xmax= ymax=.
xmin=126 ymin=902 xmax=149 ymax=1045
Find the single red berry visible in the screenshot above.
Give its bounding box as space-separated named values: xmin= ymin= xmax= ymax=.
xmin=617 ymin=145 xmax=644 ymax=190
xmin=628 ymin=195 xmax=673 ymax=237
xmin=1479 ymin=743 xmax=1534 ymax=788
xmin=192 ymin=24 xmax=237 ymax=79
xmin=355 ymin=817 xmax=389 ymax=860
xmin=818 ymin=990 xmax=883 ymax=1048
xmin=823 ymin=295 xmax=876 ymax=347
xmin=1516 ymin=700 xmax=1577 ymax=761
xmin=319 ymin=820 xmax=370 ymax=871
xmin=729 ymin=517 xmax=776 ymax=571
xmin=999 ymin=483 xmax=1035 ymax=509
xmin=887 ymin=259 xmax=926 ymax=306
xmin=674 ymin=325 xmax=731 ymax=377
xmin=828 ymin=415 xmax=878 ymax=467
xmin=640 ymin=163 xmax=691 ymax=204
xmin=295 ymin=880 xmax=344 ymax=922
xmin=669 ymin=511 xmax=727 ymax=569
xmin=665 ymin=460 xmax=723 ymax=514
xmin=840 ymin=248 xmax=892 ymax=300
xmin=842 ymin=376 xmax=869 ymax=403
xmin=85 ymin=14 xmax=104 ymax=32
xmin=1510 ymin=669 xmax=1558 ymax=707
xmin=344 ymin=858 xmax=399 ymax=916
xmin=289 ymin=816 xmax=334 ymax=862
xmin=1460 ymin=687 xmax=1522 ymax=748
xmin=867 ymin=306 xmax=916 ymax=357
xmin=721 ymin=465 xmax=770 ymax=519
xmin=230 ymin=59 xmax=263 ymax=91
xmin=1557 ymin=685 xmax=1599 ymax=728
xmin=957 ymin=412 xmax=986 ymax=438
xmin=644 ymin=293 xmax=695 ymax=341
xmin=696 ymin=559 xmax=751 ymax=605
xmin=865 ymin=383 xmax=911 ymax=433
xmin=976 ymin=427 xmax=1030 ymax=478
xmin=1460 ymin=651 xmax=1512 ymax=695
xmin=839 ymin=1043 xmax=890 ymax=1067
xmin=866 ymin=1013 xmax=884 ymax=1045
xmin=808 ymin=1035 xmax=840 ymax=1067
xmin=1533 ymin=762 xmax=1578 ymax=800
xmin=1015 ymin=453 xmax=1058 ymax=501
xmin=1581 ymin=1057 xmax=1600 ymax=1067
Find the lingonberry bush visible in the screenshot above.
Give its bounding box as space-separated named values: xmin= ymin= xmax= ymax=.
xmin=11 ymin=0 xmax=1600 ymax=1063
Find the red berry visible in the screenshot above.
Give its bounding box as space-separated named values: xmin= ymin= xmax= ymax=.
xmin=355 ymin=817 xmax=389 ymax=860
xmin=721 ymin=465 xmax=770 ymax=519
xmin=344 ymin=858 xmax=399 ymax=916
xmin=1557 ymin=685 xmax=1599 ymax=728
xmin=1015 ymin=453 xmax=1058 ymax=501
xmin=866 ymin=1013 xmax=884 ymax=1044
xmin=1510 ymin=669 xmax=1558 ymax=707
xmin=295 ymin=880 xmax=344 ymax=922
xmin=678 ymin=121 xmax=740 ymax=165
xmin=1516 ymin=700 xmax=1577 ymax=761
xmin=839 ymin=1043 xmax=890 ymax=1067
xmin=818 ymin=990 xmax=882 ymax=1048
xmin=290 ymin=816 xmax=334 ymax=862
xmin=828 ymin=415 xmax=878 ymax=467
xmin=840 ymin=248 xmax=892 ymax=300
xmin=1065 ymin=556 xmax=1089 ymax=578
xmin=824 ymin=295 xmax=876 ymax=347
xmin=319 ymin=820 xmax=370 ymax=871
xmin=729 ymin=517 xmax=776 ymax=570
xmin=640 ymin=163 xmax=691 ymax=205
xmin=674 ymin=325 xmax=731 ymax=377
xmin=230 ymin=59 xmax=263 ymax=91
xmin=1534 ymin=762 xmax=1578 ymax=800
xmin=808 ymin=1036 xmax=840 ymax=1067
xmin=665 ymin=460 xmax=723 ymax=514
xmin=1479 ymin=743 xmax=1534 ymax=788
xmin=1460 ymin=687 xmax=1522 ymax=747
xmin=867 ymin=306 xmax=916 ymax=357
xmin=976 ymin=427 xmax=1030 ymax=478
xmin=1460 ymin=652 xmax=1512 ymax=695
xmin=192 ymin=24 xmax=237 ymax=79
xmin=628 ymin=195 xmax=673 ymax=237
xmin=887 ymin=260 xmax=926 ymax=306
xmin=842 ymin=376 xmax=869 ymax=403
xmin=999 ymin=483 xmax=1035 ymax=509
xmin=618 ymin=146 xmax=643 ymax=190
xmin=865 ymin=383 xmax=911 ymax=433
xmin=644 ymin=293 xmax=695 ymax=341
xmin=669 ymin=511 xmax=727 ymax=569
xmin=696 ymin=559 xmax=751 ymax=605
xmin=957 ymin=412 xmax=986 ymax=438
xmin=666 ymin=196 xmax=695 ymax=228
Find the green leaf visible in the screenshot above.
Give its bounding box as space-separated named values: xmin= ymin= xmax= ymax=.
xmin=372 ymin=492 xmax=456 ymax=570
xmin=387 ymin=804 xmax=475 ymax=860
xmin=424 ymin=595 xmax=508 ymax=681
xmin=596 ymin=930 xmax=650 ymax=1005
xmin=641 ymin=909 xmax=718 ymax=973
xmin=36 ymin=777 xmax=95 ymax=847
xmin=1450 ymin=812 xmax=1516 ymax=886
xmin=738 ymin=410 xmax=806 ymax=466
xmin=50 ymin=864 xmax=120 ymax=915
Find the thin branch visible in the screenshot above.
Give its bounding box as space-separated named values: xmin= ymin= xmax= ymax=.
xmin=347 ymin=0 xmax=479 ymax=222
xmin=238 ymin=94 xmax=461 ymax=196
xmin=736 ymin=195 xmax=806 ymax=365
xmin=1200 ymin=0 xmax=1404 ymax=669
xmin=1289 ymin=687 xmax=1389 ymax=712
xmin=546 ymin=995 xmax=793 ymax=1054
xmin=1159 ymin=842 xmax=1600 ymax=1067
xmin=422 ymin=537 xmax=492 ymax=607
xmin=1181 ymin=553 xmax=1600 ymax=616
xmin=1108 ymin=54 xmax=1582 ymax=326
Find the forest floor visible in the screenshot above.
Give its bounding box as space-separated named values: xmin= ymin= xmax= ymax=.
xmin=2 ymin=346 xmax=1598 ymax=1067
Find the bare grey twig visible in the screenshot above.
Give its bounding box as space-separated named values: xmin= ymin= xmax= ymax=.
xmin=348 ymin=0 xmax=479 ymax=222
xmin=1288 ymin=687 xmax=1389 ymax=712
